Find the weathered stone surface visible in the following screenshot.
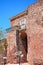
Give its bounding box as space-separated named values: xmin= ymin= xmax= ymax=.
xmin=27 ymin=1 xmax=43 ymax=65
xmin=6 ymin=0 xmax=43 ymax=65
xmin=0 ymin=39 xmax=7 ymax=65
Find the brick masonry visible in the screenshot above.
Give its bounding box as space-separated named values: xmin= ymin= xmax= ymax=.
xmin=6 ymin=0 xmax=43 ymax=65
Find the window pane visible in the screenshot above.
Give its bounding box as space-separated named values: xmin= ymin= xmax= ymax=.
xmin=20 ymin=19 xmax=26 ymax=25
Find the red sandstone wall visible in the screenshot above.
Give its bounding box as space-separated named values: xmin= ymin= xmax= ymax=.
xmin=27 ymin=1 xmax=43 ymax=65
xmin=10 ymin=14 xmax=28 ymax=27
xmin=6 ymin=30 xmax=18 ymax=63
xmin=6 ymin=1 xmax=43 ymax=65
xmin=0 ymin=39 xmax=7 ymax=65
xmin=6 ymin=14 xmax=28 ymax=64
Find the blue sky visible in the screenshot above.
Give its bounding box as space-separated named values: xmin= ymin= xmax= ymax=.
xmin=0 ymin=0 xmax=38 ymax=30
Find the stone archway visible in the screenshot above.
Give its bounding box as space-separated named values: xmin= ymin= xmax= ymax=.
xmin=20 ymin=31 xmax=28 ymax=62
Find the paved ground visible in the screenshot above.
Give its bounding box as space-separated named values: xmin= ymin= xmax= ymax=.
xmin=6 ymin=63 xmax=29 ymax=65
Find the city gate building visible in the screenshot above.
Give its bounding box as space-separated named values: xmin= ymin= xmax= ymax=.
xmin=6 ymin=0 xmax=43 ymax=65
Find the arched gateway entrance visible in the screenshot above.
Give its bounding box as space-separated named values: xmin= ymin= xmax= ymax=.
xmin=20 ymin=31 xmax=28 ymax=62
xmin=16 ymin=29 xmax=28 ymax=63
